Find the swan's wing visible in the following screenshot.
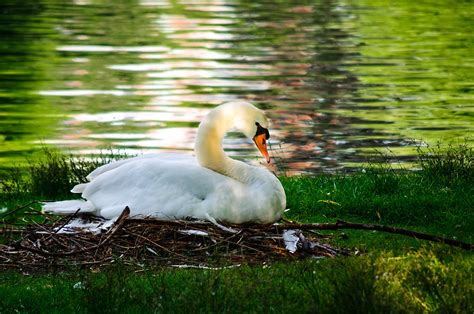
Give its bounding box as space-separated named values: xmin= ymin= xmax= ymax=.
xmin=86 ymin=153 xmax=196 ymax=181
xmin=46 ymin=156 xmax=285 ymax=223
xmin=81 ymin=158 xmax=242 ymax=219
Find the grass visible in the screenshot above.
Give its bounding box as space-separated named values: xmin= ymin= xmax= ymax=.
xmin=0 ymin=148 xmax=127 ymax=199
xmin=281 ymin=170 xmax=473 ymax=242
xmin=417 ymin=142 xmax=473 ymax=186
xmin=0 ymin=144 xmax=473 ymax=313
xmin=0 ymin=251 xmax=472 ymax=313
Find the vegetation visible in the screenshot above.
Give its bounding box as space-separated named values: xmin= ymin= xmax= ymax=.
xmin=0 ymin=148 xmax=127 ymax=199
xmin=417 ymin=142 xmax=473 ymax=186
xmin=1 ymin=250 xmax=472 ymax=313
xmin=0 ymin=144 xmax=473 ymax=313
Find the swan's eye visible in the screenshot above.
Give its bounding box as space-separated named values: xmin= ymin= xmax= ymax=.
xmin=255 ymin=122 xmax=270 ymax=139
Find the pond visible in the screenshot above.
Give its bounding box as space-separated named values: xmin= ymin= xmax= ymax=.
xmin=0 ymin=0 xmax=472 ymax=175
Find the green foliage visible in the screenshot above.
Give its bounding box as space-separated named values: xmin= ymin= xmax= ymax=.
xmin=0 ymin=148 xmax=127 ymax=199
xmin=418 ymin=142 xmax=473 ymax=185
xmin=0 ymin=166 xmax=29 ymax=195
xmin=29 ymin=149 xmax=81 ymax=198
xmin=1 ymin=251 xmax=472 ymax=313
xmin=282 ymin=172 xmax=471 ymax=233
xmin=0 ymin=144 xmax=472 ymax=312
xmin=373 ymin=249 xmax=474 ymax=313
xmin=280 ymin=145 xmax=473 ymax=242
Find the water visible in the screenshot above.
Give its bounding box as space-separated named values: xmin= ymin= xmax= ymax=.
xmin=1 ymin=0 xmax=473 ymax=175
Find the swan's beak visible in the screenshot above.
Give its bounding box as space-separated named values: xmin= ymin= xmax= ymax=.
xmin=253 ymin=133 xmax=270 ymax=163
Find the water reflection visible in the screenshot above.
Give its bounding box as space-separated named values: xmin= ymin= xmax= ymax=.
xmin=0 ymin=0 xmax=472 ymax=174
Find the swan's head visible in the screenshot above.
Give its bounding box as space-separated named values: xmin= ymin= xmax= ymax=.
xmin=251 ymin=121 xmax=271 ymax=163
xmin=227 ymin=101 xmax=272 ymax=163
xmin=197 ymin=101 xmax=273 ymax=165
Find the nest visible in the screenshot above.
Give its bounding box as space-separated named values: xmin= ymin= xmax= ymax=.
xmin=0 ymin=208 xmax=348 ymax=271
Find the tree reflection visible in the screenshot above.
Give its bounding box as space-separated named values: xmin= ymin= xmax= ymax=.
xmin=1 ymin=0 xmax=472 ymax=174
xmin=0 ymin=0 xmax=59 ymax=169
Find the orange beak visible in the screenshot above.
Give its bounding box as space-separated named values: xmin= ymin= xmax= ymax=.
xmin=253 ymin=133 xmax=270 ymax=163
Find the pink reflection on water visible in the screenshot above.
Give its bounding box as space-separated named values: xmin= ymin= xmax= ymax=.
xmin=140 ymin=49 xmax=232 ymax=60
xmin=147 ymin=69 xmax=275 ymax=79
xmin=40 ymin=0 xmax=325 ymax=175
xmin=72 ymin=107 xmax=208 ymax=124
xmin=57 ymin=45 xmax=170 ymax=53
xmin=140 ymin=0 xmax=170 ymax=7
xmin=146 ymin=94 xmax=240 ymax=106
xmin=39 ymin=90 xmax=128 ymax=96
xmin=115 ymin=127 xmax=196 ymax=150
xmin=109 ymin=60 xmax=272 ymax=72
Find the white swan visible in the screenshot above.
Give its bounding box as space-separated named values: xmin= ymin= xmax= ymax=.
xmin=43 ymin=101 xmax=286 ymax=224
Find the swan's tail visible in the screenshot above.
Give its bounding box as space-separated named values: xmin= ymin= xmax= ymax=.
xmin=42 ymin=199 xmax=96 ymax=215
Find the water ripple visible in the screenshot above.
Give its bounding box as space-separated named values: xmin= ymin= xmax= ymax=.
xmin=0 ymin=0 xmax=472 ymax=173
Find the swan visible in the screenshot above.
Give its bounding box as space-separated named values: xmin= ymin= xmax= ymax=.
xmin=43 ymin=101 xmax=286 ymax=224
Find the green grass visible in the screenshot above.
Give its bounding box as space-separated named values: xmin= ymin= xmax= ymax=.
xmin=0 ymin=144 xmax=473 ymax=313
xmin=1 ymin=251 xmax=472 ymax=313
xmin=0 ymin=148 xmax=127 ymax=199
xmin=417 ymin=142 xmax=473 ymax=186
xmin=281 ymin=170 xmax=472 ymax=242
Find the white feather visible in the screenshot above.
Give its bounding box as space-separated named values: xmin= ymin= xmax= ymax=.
xmin=43 ymin=101 xmax=286 ymax=224
xmin=42 ymin=200 xmax=94 ymax=215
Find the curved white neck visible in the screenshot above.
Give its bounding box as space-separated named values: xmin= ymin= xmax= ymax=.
xmin=194 ymin=106 xmax=253 ymax=183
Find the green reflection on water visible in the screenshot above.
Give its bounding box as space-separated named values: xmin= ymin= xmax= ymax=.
xmin=0 ymin=0 xmax=472 ymax=174
xmin=341 ymin=0 xmax=473 ymax=144
xmin=0 ymin=1 xmax=61 ymax=165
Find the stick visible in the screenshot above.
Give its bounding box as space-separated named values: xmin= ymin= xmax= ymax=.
xmin=51 ymin=208 xmax=82 ymax=235
xmin=14 ymin=207 xmax=130 ymax=257
xmin=128 ymin=218 xmax=472 ymax=250
xmin=0 ymin=228 xmax=24 ymax=235
xmin=0 ymin=201 xmax=38 ymax=220
xmin=275 ymin=220 xmax=473 ymax=250
xmin=127 ymin=231 xmax=188 ymax=259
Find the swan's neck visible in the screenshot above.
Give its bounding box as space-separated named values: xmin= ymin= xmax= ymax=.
xmin=194 ymin=108 xmax=253 ymax=183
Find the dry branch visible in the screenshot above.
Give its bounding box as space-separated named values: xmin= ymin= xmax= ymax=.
xmin=1 ymin=207 xmax=471 ymax=272
xmin=1 ymin=208 xmax=342 ymax=271
xmin=128 ymin=218 xmax=472 ymax=250
xmin=0 ymin=201 xmax=38 ymax=220
xmin=273 ymin=220 xmax=473 ymax=250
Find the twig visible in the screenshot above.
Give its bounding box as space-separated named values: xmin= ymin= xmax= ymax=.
xmin=0 ymin=228 xmax=24 ymax=235
xmin=127 ymin=231 xmax=188 ymax=259
xmin=15 ymin=207 xmax=130 ymax=256
xmin=190 ymin=232 xmax=239 ymax=252
xmin=0 ymin=201 xmax=38 ymax=219
xmin=51 ymin=208 xmax=82 ymax=235
xmin=6 ymin=209 xmax=468 ymax=272
xmin=275 ymin=220 xmax=473 ymax=250
xmin=126 ymin=218 xmax=471 ymax=250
